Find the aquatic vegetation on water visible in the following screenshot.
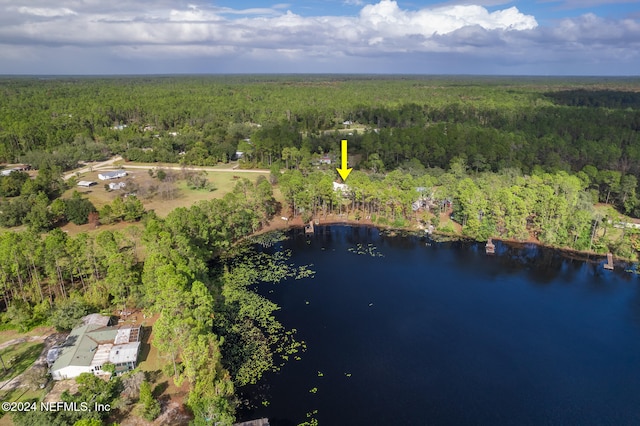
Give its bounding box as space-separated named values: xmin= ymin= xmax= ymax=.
xmin=248 ymin=231 xmax=287 ymax=248
xmin=347 ymin=243 xmax=384 ymax=257
xmin=217 ymin=247 xmax=314 ymax=387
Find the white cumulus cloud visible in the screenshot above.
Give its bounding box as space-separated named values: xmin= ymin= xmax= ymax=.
xmin=0 ymin=0 xmax=638 ymax=75
xmin=359 ymin=1 xmax=537 ymax=36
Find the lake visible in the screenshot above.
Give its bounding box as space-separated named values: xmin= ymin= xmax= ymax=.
xmin=238 ymin=225 xmax=640 ymax=426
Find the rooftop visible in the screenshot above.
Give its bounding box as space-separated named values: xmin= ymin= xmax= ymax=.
xmin=109 ymin=342 xmax=140 ymax=364
xmin=50 ymin=315 xmax=142 ymax=374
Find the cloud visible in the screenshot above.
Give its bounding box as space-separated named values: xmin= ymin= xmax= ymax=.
xmin=0 ymin=1 xmax=537 ymax=48
xmin=16 ymin=7 xmax=77 ymax=17
xmin=0 ymin=0 xmax=638 ymax=74
xmin=358 ymin=2 xmax=537 ymax=37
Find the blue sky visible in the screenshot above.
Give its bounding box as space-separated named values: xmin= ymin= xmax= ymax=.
xmin=213 ymin=1 xmax=637 ymax=20
xmin=0 ymin=0 xmax=639 ymax=75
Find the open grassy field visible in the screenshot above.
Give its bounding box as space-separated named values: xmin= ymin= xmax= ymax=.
xmin=0 ymin=342 xmax=44 ymax=383
xmin=0 ymin=327 xmax=53 ymax=347
xmin=65 ymin=164 xmax=270 ymax=220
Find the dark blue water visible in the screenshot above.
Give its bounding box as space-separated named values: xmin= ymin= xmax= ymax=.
xmin=239 ymin=225 xmax=640 ymax=426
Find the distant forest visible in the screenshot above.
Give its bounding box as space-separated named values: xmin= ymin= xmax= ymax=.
xmin=0 ymin=76 xmax=638 ymax=172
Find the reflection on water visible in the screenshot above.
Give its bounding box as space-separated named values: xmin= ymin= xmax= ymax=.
xmin=237 ymin=225 xmax=640 ymax=426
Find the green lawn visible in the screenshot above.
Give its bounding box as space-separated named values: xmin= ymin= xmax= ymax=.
xmin=0 ymin=342 xmax=44 ymax=383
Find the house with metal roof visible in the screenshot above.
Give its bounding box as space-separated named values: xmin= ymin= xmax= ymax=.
xmin=49 ymin=314 xmax=141 ymax=380
xmin=98 ymin=170 xmax=127 ymax=180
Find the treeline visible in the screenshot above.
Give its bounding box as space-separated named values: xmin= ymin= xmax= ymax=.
xmin=545 ymin=89 xmax=640 ymax=109
xmin=0 ymin=227 xmax=141 ymax=330
xmin=0 ymin=167 xmax=146 ymax=231
xmin=277 ymin=161 xmax=639 ymax=259
xmin=0 ymin=166 xmax=70 ymax=231
xmin=139 ymin=176 xmax=285 ymax=423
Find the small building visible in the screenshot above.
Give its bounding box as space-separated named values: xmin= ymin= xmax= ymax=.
xmin=77 ymin=181 xmax=97 ymax=187
xmin=319 ymin=155 xmax=332 ymax=165
xmin=108 ymin=182 xmax=126 ymax=190
xmin=412 ymin=187 xmax=435 ymax=212
xmin=49 ymin=314 xmax=142 ymax=380
xmin=98 ymin=171 xmax=127 ymax=180
xmin=333 ymin=182 xmax=349 ymax=195
xmin=0 ymin=164 xmax=29 ymax=176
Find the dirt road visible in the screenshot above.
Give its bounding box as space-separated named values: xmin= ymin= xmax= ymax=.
xmin=62 ymin=156 xmax=124 ymax=180
xmin=63 ymin=156 xmax=269 ymax=180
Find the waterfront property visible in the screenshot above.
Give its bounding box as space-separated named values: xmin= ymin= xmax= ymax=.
xmin=49 ymin=314 xmax=142 ymax=380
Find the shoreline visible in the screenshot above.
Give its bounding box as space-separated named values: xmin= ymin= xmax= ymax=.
xmin=248 ymin=214 xmax=634 ymax=267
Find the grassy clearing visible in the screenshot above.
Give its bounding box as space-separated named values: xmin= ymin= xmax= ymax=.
xmin=0 ymin=327 xmax=53 ymax=347
xmin=136 ymin=318 xmax=190 ymax=406
xmin=0 ymin=388 xmax=45 ymax=406
xmin=0 ymin=342 xmax=44 ymax=383
xmin=67 ymin=167 xmax=269 ymax=218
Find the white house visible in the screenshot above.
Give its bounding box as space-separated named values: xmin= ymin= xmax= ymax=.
xmin=77 ymin=181 xmax=97 ymax=187
xmin=49 ymin=314 xmax=142 ymax=380
xmin=108 ymin=182 xmax=126 ymax=190
xmin=333 ymin=181 xmax=349 ymax=192
xmin=98 ymin=171 xmax=127 ymax=180
xmin=319 ymin=155 xmax=332 ymax=165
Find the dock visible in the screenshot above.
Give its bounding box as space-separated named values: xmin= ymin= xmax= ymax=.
xmin=604 ymin=252 xmax=614 ymax=270
xmin=305 ymin=220 xmax=315 ymax=234
xmin=233 ymin=419 xmax=269 ymax=426
xmin=485 ymin=238 xmax=495 ymax=254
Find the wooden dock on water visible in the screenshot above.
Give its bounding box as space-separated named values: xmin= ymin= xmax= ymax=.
xmin=305 ymin=220 xmax=315 ymax=234
xmin=485 ymin=238 xmax=495 ymax=254
xmin=604 ymin=252 xmax=614 ymax=270
xmin=233 ymin=419 xmax=269 ymax=426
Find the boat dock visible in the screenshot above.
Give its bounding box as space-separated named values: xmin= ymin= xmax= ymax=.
xmin=305 ymin=220 xmax=315 ymax=234
xmin=485 ymin=238 xmax=495 ymax=254
xmin=604 ymin=252 xmax=614 ymax=270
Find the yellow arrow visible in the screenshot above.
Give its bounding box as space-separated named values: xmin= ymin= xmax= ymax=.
xmin=336 ymin=139 xmax=352 ymax=182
